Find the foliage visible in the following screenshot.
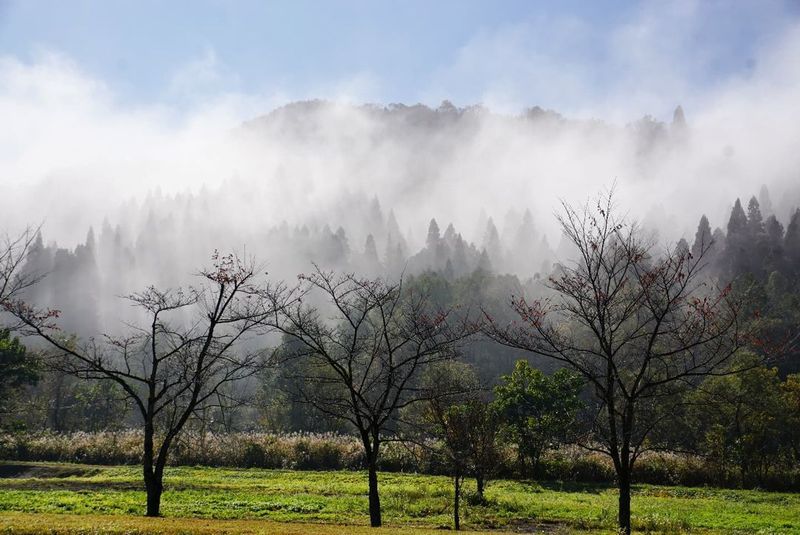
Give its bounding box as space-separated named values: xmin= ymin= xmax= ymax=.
xmin=686 ymin=352 xmax=796 ymax=486
xmin=0 ymin=329 xmax=38 ymax=427
xmin=413 ymin=381 xmax=503 ymax=529
xmin=493 ymin=360 xmax=582 ymax=476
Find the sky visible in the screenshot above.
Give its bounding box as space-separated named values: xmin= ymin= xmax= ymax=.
xmin=1 ymin=0 xmax=800 ymax=249
xmin=1 ymin=0 xmax=798 ymax=119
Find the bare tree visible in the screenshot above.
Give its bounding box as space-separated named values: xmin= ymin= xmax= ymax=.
xmin=264 ymin=267 xmax=475 ymax=527
xmin=485 ymin=191 xmax=742 ymax=534
xmin=3 ymin=252 xmax=274 ymax=517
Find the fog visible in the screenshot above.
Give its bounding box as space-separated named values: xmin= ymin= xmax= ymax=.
xmin=2 ymin=7 xmax=800 ymax=336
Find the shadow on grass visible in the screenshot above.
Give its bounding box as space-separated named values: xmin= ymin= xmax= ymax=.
xmin=0 ymin=479 xmax=146 ymax=491
xmin=0 ymin=463 xmax=103 ymax=479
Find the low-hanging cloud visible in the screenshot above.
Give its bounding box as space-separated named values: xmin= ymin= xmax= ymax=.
xmin=1 ymin=2 xmax=799 ymax=255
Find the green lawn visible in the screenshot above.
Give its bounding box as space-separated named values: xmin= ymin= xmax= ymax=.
xmin=0 ymin=461 xmax=798 ymax=533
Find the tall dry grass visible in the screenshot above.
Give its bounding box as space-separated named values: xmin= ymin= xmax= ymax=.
xmin=1 ymin=431 xmax=798 ymax=489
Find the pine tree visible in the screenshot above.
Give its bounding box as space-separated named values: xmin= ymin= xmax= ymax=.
xmin=384 ymin=234 xmax=395 ymax=271
xmin=672 ymin=105 xmax=686 ymax=129
xmin=20 ymin=231 xmax=53 ymax=308
xmin=724 ymin=199 xmax=749 ymax=278
xmin=334 ymin=226 xmax=350 ymax=263
xmin=671 ymin=105 xmax=688 ymax=143
xmin=764 ymin=215 xmax=785 ymax=273
xmin=483 ymin=218 xmax=502 ymax=268
xmin=363 ymin=234 xmax=380 ymax=275
xmin=476 ymin=249 xmax=492 ymax=273
xmin=746 ymin=197 xmax=770 ymax=278
xmin=384 ymin=210 xmax=407 ymax=274
xmin=727 ymin=199 xmax=748 ymax=237
xmin=386 ymin=210 xmax=402 ymax=241
xmin=443 ymin=223 xmax=457 ymax=245
xmin=452 ymin=235 xmax=468 ymax=277
xmin=444 ymin=258 xmax=455 ymax=280
xmin=426 ymin=219 xmax=441 ymax=249
xmin=758 ymin=185 xmax=774 ymax=217
xmin=766 ymin=215 xmax=784 ymax=244
xmin=785 ymin=209 xmax=800 ymax=276
xmin=367 ymin=197 xmax=386 ymax=241
xmin=85 ymin=227 xmax=96 ymax=252
xmin=691 ymin=215 xmax=713 ymax=259
xmin=747 ymin=196 xmax=765 ymax=236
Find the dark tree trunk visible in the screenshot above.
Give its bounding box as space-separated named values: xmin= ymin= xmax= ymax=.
xmin=144 ymin=449 xmax=170 ymax=516
xmin=618 ymin=468 xmax=631 ymax=535
xmin=367 ymin=460 xmax=381 ymax=527
xmin=517 ymin=450 xmax=528 ymax=478
xmin=360 ymin=431 xmax=382 ymax=528
xmin=453 ymin=473 xmax=461 ymax=531
xmin=143 ymin=418 xmax=163 ymax=517
xmin=144 ymin=474 xmax=163 ymax=517
xmin=475 ymin=473 xmax=485 ymax=500
xmin=615 ymin=398 xmax=635 ymax=535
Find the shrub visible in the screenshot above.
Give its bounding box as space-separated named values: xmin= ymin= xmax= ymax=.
xmin=1 ymin=430 xmax=797 ymax=490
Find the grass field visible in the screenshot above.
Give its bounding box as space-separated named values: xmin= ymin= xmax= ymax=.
xmin=0 ymin=462 xmax=798 ymax=534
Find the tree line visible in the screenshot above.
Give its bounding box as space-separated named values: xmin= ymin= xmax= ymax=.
xmin=1 ymin=188 xmax=798 ymax=534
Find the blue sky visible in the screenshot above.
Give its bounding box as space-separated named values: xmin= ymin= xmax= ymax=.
xmin=0 ymin=0 xmax=798 ymax=117
xmin=2 ymin=1 xmax=800 ymax=245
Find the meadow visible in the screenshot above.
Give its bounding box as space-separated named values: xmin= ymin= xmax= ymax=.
xmin=0 ymin=461 xmax=798 ymax=534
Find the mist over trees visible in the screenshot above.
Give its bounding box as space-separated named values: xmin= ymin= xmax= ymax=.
xmin=11 ymin=100 xmax=800 ymax=343
xmin=2 ymin=102 xmax=800 ymax=531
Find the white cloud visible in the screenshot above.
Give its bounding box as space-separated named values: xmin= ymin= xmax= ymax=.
xmin=1 ymin=8 xmax=800 ymax=251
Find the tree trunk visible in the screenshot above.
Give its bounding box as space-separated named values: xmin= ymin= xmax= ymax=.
xmin=475 ymin=473 xmax=485 ymax=500
xmin=51 ymin=376 xmax=64 ymax=432
xmin=517 ymin=450 xmax=527 ymax=478
xmin=367 ymin=460 xmax=381 ymax=527
xmin=144 ymin=474 xmax=163 ymax=517
xmin=618 ymin=468 xmax=631 ymax=535
xmin=615 ymin=398 xmax=635 ymax=535
xmin=532 ymin=451 xmax=541 ymax=479
xmin=143 ymin=418 xmax=162 ymax=517
xmin=144 ymin=449 xmax=170 ymax=517
xmin=453 ymin=474 xmax=461 ymax=531
xmin=359 ymin=430 xmax=382 ymax=528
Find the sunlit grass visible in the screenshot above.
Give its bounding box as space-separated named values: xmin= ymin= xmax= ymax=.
xmin=0 ymin=461 xmax=798 ymax=533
